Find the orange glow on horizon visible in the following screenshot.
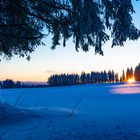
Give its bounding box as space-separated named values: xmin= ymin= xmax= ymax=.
xmin=127 ymin=77 xmax=135 ymax=83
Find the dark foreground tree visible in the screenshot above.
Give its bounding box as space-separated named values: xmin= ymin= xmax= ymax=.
xmin=0 ymin=0 xmax=140 ymax=59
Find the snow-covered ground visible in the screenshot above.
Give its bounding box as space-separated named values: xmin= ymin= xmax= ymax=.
xmin=1 ymin=82 xmax=140 ymax=140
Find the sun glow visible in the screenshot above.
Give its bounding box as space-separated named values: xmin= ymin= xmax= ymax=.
xmin=127 ymin=77 xmax=135 ymax=83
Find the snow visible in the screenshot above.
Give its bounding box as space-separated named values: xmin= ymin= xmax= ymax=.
xmin=1 ymin=83 xmax=140 ymax=139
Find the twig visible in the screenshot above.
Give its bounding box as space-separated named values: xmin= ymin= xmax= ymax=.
xmin=14 ymin=90 xmax=27 ymax=107
xmin=68 ymin=94 xmax=83 ymax=117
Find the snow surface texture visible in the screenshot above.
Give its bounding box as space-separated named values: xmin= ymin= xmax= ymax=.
xmin=1 ymin=83 xmax=140 ymax=140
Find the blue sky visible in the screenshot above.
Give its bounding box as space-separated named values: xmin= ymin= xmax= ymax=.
xmin=0 ymin=1 xmax=140 ymax=82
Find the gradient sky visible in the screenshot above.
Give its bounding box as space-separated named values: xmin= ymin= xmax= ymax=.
xmin=0 ymin=1 xmax=140 ymax=82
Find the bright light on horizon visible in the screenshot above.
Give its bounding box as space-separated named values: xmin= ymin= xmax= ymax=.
xmin=127 ymin=77 xmax=136 ymax=83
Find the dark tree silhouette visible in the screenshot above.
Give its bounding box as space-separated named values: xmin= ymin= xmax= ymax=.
xmin=80 ymin=72 xmax=87 ymax=84
xmin=120 ymin=70 xmax=126 ymax=82
xmin=126 ymin=68 xmax=130 ymax=81
xmin=47 ymin=69 xmax=119 ymax=87
xmin=122 ymin=70 xmax=126 ymax=82
xmin=108 ymin=70 xmax=114 ymax=83
xmin=47 ymin=74 xmax=80 ymax=86
xmin=0 ymin=0 xmax=140 ymax=59
xmin=1 ymin=79 xmax=15 ymax=88
xmin=126 ymin=67 xmax=134 ymax=81
xmin=130 ymin=67 xmax=134 ymax=78
xmin=115 ymin=73 xmax=119 ymax=82
xmin=135 ymin=64 xmax=140 ymax=81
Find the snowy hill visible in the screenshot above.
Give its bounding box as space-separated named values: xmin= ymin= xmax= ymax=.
xmin=1 ymin=82 xmax=140 ymax=140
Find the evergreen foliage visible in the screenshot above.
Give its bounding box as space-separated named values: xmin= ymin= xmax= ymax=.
xmin=0 ymin=0 xmax=140 ymax=59
xmin=47 ymin=70 xmax=117 ymax=87
xmin=48 ymin=63 xmax=140 ymax=86
xmin=126 ymin=67 xmax=134 ymax=81
xmin=135 ymin=64 xmax=140 ymax=81
xmin=114 ymin=73 xmax=119 ymax=82
xmin=121 ymin=70 xmax=126 ymax=82
xmin=1 ymin=79 xmax=47 ymax=88
xmin=2 ymin=79 xmax=15 ymax=88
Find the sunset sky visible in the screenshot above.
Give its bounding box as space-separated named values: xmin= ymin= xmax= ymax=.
xmin=0 ymin=1 xmax=140 ymax=82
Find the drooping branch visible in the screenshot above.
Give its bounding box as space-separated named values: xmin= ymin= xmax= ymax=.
xmin=0 ymin=32 xmax=44 ymax=40
xmin=0 ymin=23 xmax=28 ymax=27
xmin=0 ymin=0 xmax=139 ymax=60
xmin=39 ymin=0 xmax=74 ymax=13
xmin=19 ymin=3 xmax=67 ymax=28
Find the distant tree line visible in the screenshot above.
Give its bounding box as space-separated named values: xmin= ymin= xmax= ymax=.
xmin=48 ymin=63 xmax=140 ymax=87
xmin=48 ymin=70 xmax=119 ymax=87
xmin=2 ymin=64 xmax=140 ymax=88
xmin=0 ymin=79 xmax=47 ymax=89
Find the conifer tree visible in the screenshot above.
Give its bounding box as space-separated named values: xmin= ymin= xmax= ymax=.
xmin=126 ymin=67 xmax=134 ymax=81
xmin=130 ymin=67 xmax=134 ymax=78
xmin=115 ymin=73 xmax=119 ymax=82
xmin=0 ymin=0 xmax=139 ymax=59
xmin=103 ymin=71 xmax=108 ymax=83
xmin=126 ymin=68 xmax=130 ymax=81
xmin=122 ymin=70 xmax=126 ymax=82
xmin=135 ymin=64 xmax=140 ymax=81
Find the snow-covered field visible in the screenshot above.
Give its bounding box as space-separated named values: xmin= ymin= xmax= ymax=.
xmin=1 ymin=83 xmax=140 ymax=140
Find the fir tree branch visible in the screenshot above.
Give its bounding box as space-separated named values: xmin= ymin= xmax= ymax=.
xmin=0 ymin=32 xmax=44 ymax=39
